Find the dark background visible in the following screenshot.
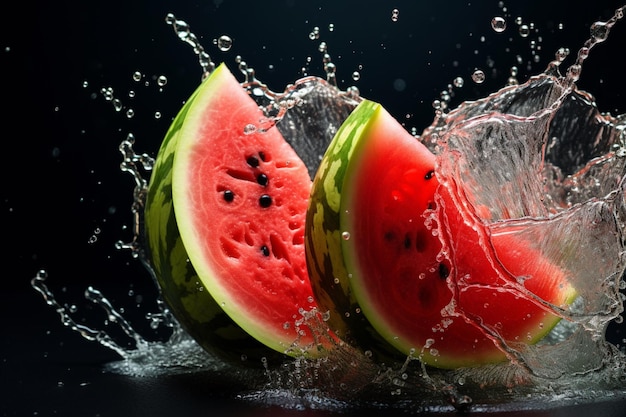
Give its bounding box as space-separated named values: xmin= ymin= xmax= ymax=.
xmin=3 ymin=1 xmax=626 ymax=416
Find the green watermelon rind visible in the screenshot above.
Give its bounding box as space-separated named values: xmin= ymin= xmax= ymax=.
xmin=335 ymin=102 xmax=447 ymax=364
xmin=306 ymin=100 xmax=403 ymax=362
xmin=170 ymin=64 xmax=325 ymax=357
xmin=336 ymin=103 xmax=411 ymax=351
xmin=145 ymin=64 xmax=282 ymax=365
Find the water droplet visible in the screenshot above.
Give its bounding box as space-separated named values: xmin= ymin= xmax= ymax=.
xmin=324 ymin=62 xmax=336 ymax=75
xmin=519 ymin=24 xmax=530 ymax=38
xmin=566 ymin=64 xmax=582 ymax=82
xmin=471 ymin=69 xmax=486 ymax=84
xmin=101 ymin=87 xmax=113 ymax=101
xmin=309 ymin=26 xmax=320 ymax=40
xmin=157 ymin=75 xmax=167 ymax=87
xmin=453 ymin=76 xmax=464 ymax=88
xmin=351 ymin=71 xmax=360 ymax=81
xmin=491 ymin=16 xmax=506 ymax=32
xmin=216 ymin=35 xmax=233 ymax=51
xmin=242 ymin=123 xmax=257 ymax=135
xmin=391 ymin=8 xmax=400 ymax=22
xmin=174 ymin=20 xmax=191 ymax=40
xmin=590 ymin=21 xmax=609 ymax=43
xmin=341 ymin=231 xmax=351 ymax=240
xmin=154 ymin=111 xmax=162 ymax=119
xmin=577 ymin=47 xmax=589 ymax=62
xmin=328 ymin=23 xmax=335 ymax=32
xmin=126 ymin=109 xmax=135 ymax=119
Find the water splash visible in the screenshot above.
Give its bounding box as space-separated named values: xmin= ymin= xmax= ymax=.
xmin=32 ymin=5 xmax=626 ymax=413
xmin=164 ymin=13 xmax=215 ymax=78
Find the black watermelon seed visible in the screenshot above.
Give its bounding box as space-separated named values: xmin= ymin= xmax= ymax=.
xmin=261 ymin=245 xmax=270 ymax=257
xmin=223 ymin=190 xmax=235 ymax=202
xmin=439 ymin=263 xmax=450 ymax=280
xmin=259 ymin=194 xmax=272 ymax=208
xmin=257 ymin=173 xmax=269 ymax=186
xmin=414 ymin=230 xmax=427 ymax=252
xmin=246 ymin=156 xmax=260 ymax=168
xmin=404 ymin=234 xmax=412 ymax=249
xmin=424 ymin=170 xmax=435 ymax=180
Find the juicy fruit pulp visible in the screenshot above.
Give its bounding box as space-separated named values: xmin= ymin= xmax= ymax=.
xmin=145 ymin=63 xmax=324 ymax=363
xmin=307 ymin=100 xmax=576 ymax=369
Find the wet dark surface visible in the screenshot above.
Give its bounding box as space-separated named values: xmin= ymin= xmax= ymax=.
xmin=4 ymin=0 xmax=626 ymax=416
xmin=3 ymin=286 xmax=626 ymax=417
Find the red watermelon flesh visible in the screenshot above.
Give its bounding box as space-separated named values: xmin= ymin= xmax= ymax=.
xmin=340 ymin=102 xmax=576 ymax=368
xmin=171 ymin=64 xmax=325 ymax=355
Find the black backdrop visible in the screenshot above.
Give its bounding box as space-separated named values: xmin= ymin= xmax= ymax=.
xmin=3 ymin=1 xmax=626 ymax=416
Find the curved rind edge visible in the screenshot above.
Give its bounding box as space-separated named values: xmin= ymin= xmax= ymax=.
xmin=306 ymin=100 xmax=404 ymax=363
xmin=145 ymin=63 xmax=283 ymax=366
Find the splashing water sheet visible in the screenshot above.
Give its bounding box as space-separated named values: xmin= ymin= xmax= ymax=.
xmin=7 ymin=0 xmax=626 ymax=416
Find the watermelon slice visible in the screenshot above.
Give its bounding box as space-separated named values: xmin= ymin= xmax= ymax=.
xmin=306 ymin=100 xmax=577 ymax=369
xmin=145 ymin=63 xmax=327 ymax=364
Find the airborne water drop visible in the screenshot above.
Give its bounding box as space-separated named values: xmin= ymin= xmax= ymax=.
xmin=491 ymin=16 xmax=506 ymax=32
xmin=216 ymin=35 xmax=233 ymax=52
xmin=471 ymin=69 xmax=486 ymax=84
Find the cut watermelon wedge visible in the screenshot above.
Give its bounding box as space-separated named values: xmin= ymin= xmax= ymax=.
xmin=307 ymin=100 xmax=577 ymax=369
xmin=145 ymin=64 xmax=328 ymax=363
